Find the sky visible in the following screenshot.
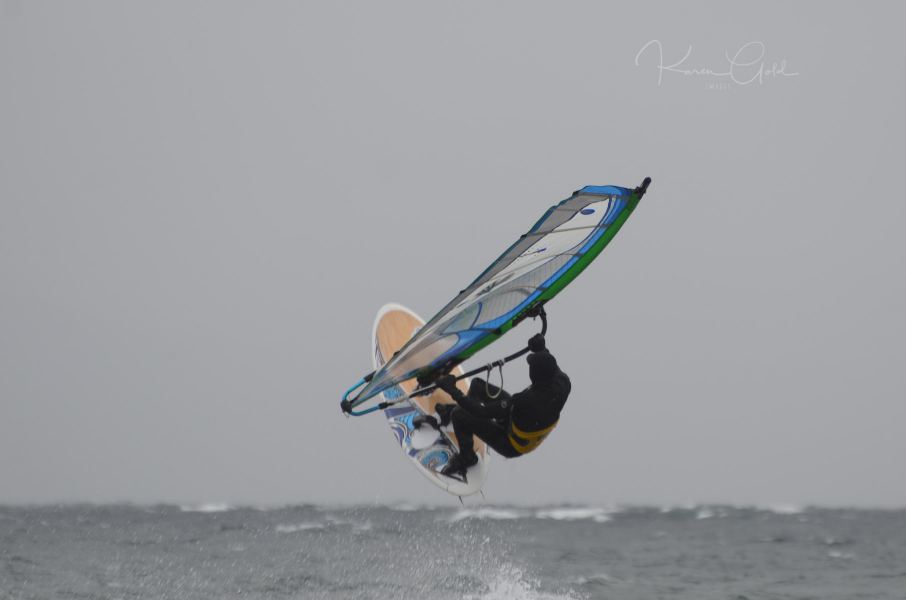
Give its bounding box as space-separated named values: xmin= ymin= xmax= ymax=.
xmin=1 ymin=1 xmax=904 ymax=508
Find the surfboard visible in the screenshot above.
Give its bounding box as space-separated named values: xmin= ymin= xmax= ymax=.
xmin=372 ymin=303 xmax=489 ymax=496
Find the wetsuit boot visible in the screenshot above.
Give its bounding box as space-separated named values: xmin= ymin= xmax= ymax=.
xmin=412 ymin=403 xmax=455 ymax=430
xmin=441 ymin=449 xmax=478 ymax=478
xmin=411 ymin=414 xmax=439 ymax=430
xmin=434 ymin=403 xmax=455 ymax=427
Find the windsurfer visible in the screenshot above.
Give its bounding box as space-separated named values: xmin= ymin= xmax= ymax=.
xmin=414 ymin=333 xmax=571 ymax=477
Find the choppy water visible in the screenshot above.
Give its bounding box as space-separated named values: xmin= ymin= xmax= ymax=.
xmin=2 ymin=503 xmax=905 ymax=599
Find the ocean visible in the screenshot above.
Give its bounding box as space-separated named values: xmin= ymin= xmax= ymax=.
xmin=2 ymin=503 xmax=905 ymax=600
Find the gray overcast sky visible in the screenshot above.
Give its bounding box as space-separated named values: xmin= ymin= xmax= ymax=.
xmin=2 ymin=1 xmax=904 ymax=507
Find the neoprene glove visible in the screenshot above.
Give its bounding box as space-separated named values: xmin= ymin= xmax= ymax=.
xmin=528 ymin=333 xmax=546 ymax=353
xmin=435 ymin=374 xmax=458 ymax=393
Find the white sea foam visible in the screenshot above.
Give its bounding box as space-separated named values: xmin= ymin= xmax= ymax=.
xmin=761 ymin=503 xmax=804 ymax=515
xmin=535 ymin=507 xmax=614 ymax=523
xmin=658 ymin=503 xmax=698 ymax=513
xmin=695 ymin=508 xmax=715 ymax=520
xmin=575 ymin=572 xmax=615 ymax=586
xmin=449 ymin=507 xmax=528 ymax=523
xmin=468 ymin=564 xmax=579 ymax=600
xmin=179 ymin=503 xmax=232 ymax=513
xmin=353 ymin=521 xmax=373 ymax=533
xmin=657 ymin=503 xmax=807 ymax=516
xmin=448 ymin=506 xmax=619 ymax=523
xmin=275 ymin=522 xmax=324 ymax=533
xmin=327 ymin=516 xmax=373 ymax=531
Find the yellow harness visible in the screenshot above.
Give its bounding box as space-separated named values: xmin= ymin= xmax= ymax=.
xmin=508 ymin=420 xmax=558 ymax=454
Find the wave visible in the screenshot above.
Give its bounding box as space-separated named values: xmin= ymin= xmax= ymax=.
xmin=760 ymin=503 xmax=804 ymax=515
xmin=534 ymin=507 xmax=615 ymax=523
xmin=274 ymin=517 xmax=373 ymax=533
xmin=324 ymin=517 xmax=374 ymax=533
xmin=449 ymin=508 xmax=529 ymax=522
xmin=659 ymin=503 xmax=699 ymax=513
xmin=467 ymin=564 xmax=580 ymax=600
xmin=275 ymin=522 xmax=324 ymax=533
xmin=656 ymin=504 xmax=805 ymax=519
xmin=447 ymin=506 xmax=619 ymax=523
xmin=178 ymin=503 xmax=232 ymax=513
xmin=695 ymin=508 xmax=716 ymax=520
xmin=575 ymin=572 xmax=615 ymax=586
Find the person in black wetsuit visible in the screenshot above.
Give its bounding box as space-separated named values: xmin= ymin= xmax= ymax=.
xmin=414 ymin=333 xmax=571 ymax=478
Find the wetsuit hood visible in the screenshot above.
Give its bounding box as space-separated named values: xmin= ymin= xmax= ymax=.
xmin=527 ymin=351 xmax=558 ymax=385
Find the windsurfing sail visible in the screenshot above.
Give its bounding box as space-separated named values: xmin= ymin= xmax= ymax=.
xmin=342 ymin=177 xmax=650 ymax=413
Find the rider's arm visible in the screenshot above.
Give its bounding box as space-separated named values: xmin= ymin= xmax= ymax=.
xmin=437 ymin=376 xmax=510 ymax=420
xmin=455 ymin=392 xmax=510 ymax=420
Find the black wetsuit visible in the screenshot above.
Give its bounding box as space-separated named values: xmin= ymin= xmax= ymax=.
xmin=444 ymin=359 xmax=571 ymax=459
